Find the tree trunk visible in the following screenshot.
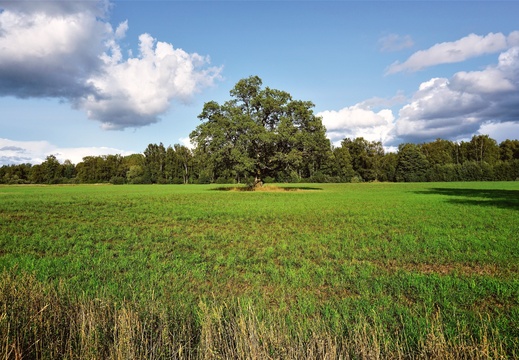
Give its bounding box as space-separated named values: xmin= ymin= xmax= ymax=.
xmin=253 ymin=176 xmax=263 ymax=188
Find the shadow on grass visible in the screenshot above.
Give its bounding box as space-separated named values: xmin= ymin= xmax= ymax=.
xmin=211 ymin=185 xmax=323 ymax=192
xmin=418 ymin=187 xmax=519 ymax=211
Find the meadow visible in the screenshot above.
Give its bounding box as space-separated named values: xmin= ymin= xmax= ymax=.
xmin=1 ymin=182 xmax=518 ymax=359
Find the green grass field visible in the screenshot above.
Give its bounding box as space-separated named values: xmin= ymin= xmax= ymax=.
xmin=1 ymin=182 xmax=518 ymax=359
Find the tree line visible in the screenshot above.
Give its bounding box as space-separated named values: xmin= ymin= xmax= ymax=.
xmin=2 ymin=77 xmax=519 ymax=185
xmin=2 ymin=135 xmax=519 ymax=185
xmin=3 ymin=134 xmax=518 ymax=185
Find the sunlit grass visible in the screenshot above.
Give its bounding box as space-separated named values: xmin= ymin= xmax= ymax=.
xmin=1 ymin=182 xmax=518 ymax=358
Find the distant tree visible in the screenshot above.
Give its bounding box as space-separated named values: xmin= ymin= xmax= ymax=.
xmin=164 ymin=145 xmax=193 ymax=184
xmin=174 ymin=144 xmax=193 ymax=184
xmin=126 ymin=165 xmax=145 ymax=184
xmin=341 ymin=137 xmax=384 ymax=181
xmin=190 ymin=146 xmax=214 ymax=184
xmin=480 ymin=161 xmax=494 ymax=181
xmin=104 ymin=154 xmax=125 ymax=179
xmin=443 ymin=163 xmax=462 ymax=182
xmin=456 ymin=141 xmax=471 ymax=164
xmin=41 ymin=155 xmax=63 ymax=184
xmin=395 ymin=143 xmax=429 ymax=182
xmin=124 ymin=153 xmax=145 ymax=167
xmin=492 ymin=159 xmax=519 ymax=181
xmin=62 ymin=160 xmax=76 ymax=180
xmin=379 ymin=152 xmax=398 ymax=182
xmin=421 ymin=138 xmax=456 ymax=165
xmin=331 ymin=146 xmax=355 ymax=182
xmin=499 ymin=139 xmax=519 ymax=161
xmin=460 ymin=161 xmax=483 ymax=181
xmin=0 ymin=163 xmax=31 ymax=184
xmin=144 ymin=143 xmax=166 ymax=183
xmin=468 ymin=135 xmax=499 ymax=165
xmin=76 ymin=156 xmax=105 ymax=183
xmin=74 ymin=155 xmax=124 ymax=183
xmin=123 ymin=154 xmax=145 ymax=176
xmin=165 ymin=145 xmax=179 ymax=183
xmin=29 ymin=164 xmax=44 ymax=183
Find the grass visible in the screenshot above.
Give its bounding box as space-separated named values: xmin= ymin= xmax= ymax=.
xmin=1 ymin=182 xmax=518 ymax=358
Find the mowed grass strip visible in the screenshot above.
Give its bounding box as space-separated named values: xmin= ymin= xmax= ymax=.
xmin=1 ymin=182 xmax=518 ymax=358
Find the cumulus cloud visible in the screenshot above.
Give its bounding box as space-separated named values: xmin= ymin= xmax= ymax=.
xmin=179 ymin=137 xmax=195 ymax=150
xmin=318 ymin=93 xmax=406 ymax=145
xmin=478 ymin=122 xmax=519 ymax=142
xmin=0 ymin=0 xmax=222 ymax=129
xmin=0 ymin=0 xmax=109 ymax=17
xmin=81 ymin=33 xmax=222 ymax=129
xmin=0 ymin=2 xmax=109 ymax=98
xmin=318 ymin=104 xmax=395 ymax=145
xmin=322 ymin=39 xmax=519 ymax=147
xmin=393 ymin=46 xmax=519 ymax=144
xmin=386 ymin=32 xmax=518 ymax=74
xmin=0 ymin=138 xmax=134 ymax=166
xmin=0 ymin=139 xmax=53 ymax=165
xmin=378 ymin=33 xmax=414 ymax=52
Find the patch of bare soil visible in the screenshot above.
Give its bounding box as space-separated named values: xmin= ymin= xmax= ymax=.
xmin=212 ymin=185 xmax=319 ymax=192
xmin=374 ymin=260 xmax=515 ymax=277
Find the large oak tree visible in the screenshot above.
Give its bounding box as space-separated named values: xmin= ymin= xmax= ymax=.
xmin=190 ymin=76 xmax=331 ymax=185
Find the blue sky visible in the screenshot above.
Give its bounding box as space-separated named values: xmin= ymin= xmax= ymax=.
xmin=1 ymin=0 xmax=519 ymax=165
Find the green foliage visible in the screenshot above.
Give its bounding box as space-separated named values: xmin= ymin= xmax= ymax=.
xmin=460 ymin=161 xmax=484 ymax=181
xmin=126 ymin=164 xmax=144 ymax=183
xmin=331 ymin=146 xmax=355 ymax=182
xmin=41 ymin=155 xmax=63 ymax=184
xmin=350 ymin=174 xmax=363 ymax=183
xmin=263 ymin=176 xmax=276 ymax=183
xmin=144 ymin=142 xmax=166 ymax=183
xmin=396 ymin=143 xmax=429 ymax=182
xmin=499 ymin=139 xmax=519 ymax=161
xmin=341 ymin=137 xmax=385 ymax=181
xmin=2 ymin=131 xmax=519 ymax=185
xmin=109 ymin=176 xmax=125 ymax=185
xmin=421 ymin=138 xmax=456 ymax=165
xmin=190 ymin=76 xmax=332 ymax=184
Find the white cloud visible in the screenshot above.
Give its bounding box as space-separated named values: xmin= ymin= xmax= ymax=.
xmin=400 ymin=77 xmax=487 ymax=121
xmin=477 ymin=122 xmax=519 ymax=143
xmin=0 ymin=0 xmax=222 ymax=129
xmin=114 ymin=20 xmax=128 ymax=40
xmin=81 ymin=33 xmax=222 ymax=130
xmin=451 ymin=68 xmax=515 ymax=94
xmin=378 ymin=33 xmax=414 ymax=52
xmin=323 ymin=41 xmax=519 ymax=147
xmin=0 ymin=138 xmax=134 ymax=166
xmin=386 ymin=32 xmax=514 ymax=74
xmin=318 ymin=105 xmax=395 ymax=144
xmin=179 ymin=137 xmax=195 ymax=150
xmin=0 ymin=4 xmax=109 ymax=98
xmin=392 ymin=46 xmax=519 ymax=144
xmin=0 ymin=139 xmax=53 ymax=165
xmin=0 ymin=0 xmax=109 ymax=17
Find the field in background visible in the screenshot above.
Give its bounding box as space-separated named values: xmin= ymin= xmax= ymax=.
xmin=1 ymin=182 xmax=518 ymax=359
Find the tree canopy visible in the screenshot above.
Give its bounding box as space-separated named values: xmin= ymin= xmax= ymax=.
xmin=189 ymin=76 xmax=331 ymax=185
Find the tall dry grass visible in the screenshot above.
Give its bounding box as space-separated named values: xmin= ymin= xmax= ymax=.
xmin=1 ymin=272 xmax=512 ymax=359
